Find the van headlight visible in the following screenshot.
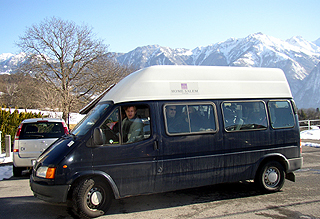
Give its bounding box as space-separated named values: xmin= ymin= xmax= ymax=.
xmin=36 ymin=166 xmax=56 ymax=179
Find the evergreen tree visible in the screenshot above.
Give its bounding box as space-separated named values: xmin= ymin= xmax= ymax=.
xmin=0 ymin=108 xmax=42 ymax=152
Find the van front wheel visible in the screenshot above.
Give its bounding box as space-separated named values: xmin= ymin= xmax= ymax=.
xmin=72 ymin=177 xmax=112 ymax=218
xmin=256 ymin=161 xmax=285 ymax=193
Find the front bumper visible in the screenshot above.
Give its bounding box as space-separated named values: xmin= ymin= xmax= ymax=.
xmin=30 ymin=177 xmax=71 ymax=203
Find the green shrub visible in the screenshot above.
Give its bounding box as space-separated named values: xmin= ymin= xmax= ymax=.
xmin=0 ymin=107 xmax=43 ymax=152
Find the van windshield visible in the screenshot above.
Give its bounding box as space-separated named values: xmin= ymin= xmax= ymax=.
xmin=71 ymin=103 xmax=111 ymax=136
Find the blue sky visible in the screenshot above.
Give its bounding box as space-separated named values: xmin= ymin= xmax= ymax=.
xmin=0 ymin=0 xmax=319 ymax=54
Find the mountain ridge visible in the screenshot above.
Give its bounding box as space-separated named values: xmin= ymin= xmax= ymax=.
xmin=1 ymin=32 xmax=320 ymax=109
xmin=114 ymin=33 xmax=320 ymax=109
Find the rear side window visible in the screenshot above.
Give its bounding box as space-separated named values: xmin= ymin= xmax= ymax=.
xmin=165 ymin=103 xmax=217 ymax=134
xmin=222 ymin=101 xmax=268 ymax=131
xmin=268 ymin=100 xmax=295 ymax=128
xmin=19 ymin=122 xmax=65 ymax=139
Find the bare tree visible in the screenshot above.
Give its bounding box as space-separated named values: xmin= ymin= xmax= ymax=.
xmin=17 ymin=17 xmax=121 ymax=122
xmin=5 ymin=83 xmax=18 ymax=105
xmin=0 ymin=73 xmax=41 ymax=108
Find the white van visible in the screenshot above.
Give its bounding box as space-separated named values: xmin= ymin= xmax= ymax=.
xmin=30 ymin=66 xmax=302 ymax=218
xmin=13 ymin=118 xmax=69 ymax=176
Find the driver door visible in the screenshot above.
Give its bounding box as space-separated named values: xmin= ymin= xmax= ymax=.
xmin=91 ymin=104 xmax=158 ymax=197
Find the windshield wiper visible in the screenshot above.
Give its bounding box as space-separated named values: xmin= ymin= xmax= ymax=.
xmin=69 ymin=133 xmax=77 ymax=140
xmin=61 ymin=133 xmax=76 ymax=140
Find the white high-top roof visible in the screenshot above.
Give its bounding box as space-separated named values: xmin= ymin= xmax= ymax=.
xmin=100 ymin=65 xmax=292 ymax=104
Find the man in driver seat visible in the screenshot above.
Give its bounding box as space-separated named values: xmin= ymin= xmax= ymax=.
xmin=122 ymin=106 xmax=144 ymax=143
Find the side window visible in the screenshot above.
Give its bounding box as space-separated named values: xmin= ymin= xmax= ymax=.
xmin=222 ymin=101 xmax=267 ymax=131
xmin=121 ymin=105 xmax=151 ymax=143
xmin=165 ymin=103 xmax=216 ymax=134
xmin=100 ymin=105 xmax=151 ymax=145
xmin=100 ymin=108 xmax=120 ymax=144
xmin=268 ymin=100 xmax=295 ymax=129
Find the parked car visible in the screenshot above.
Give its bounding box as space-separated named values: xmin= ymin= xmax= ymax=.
xmin=13 ymin=118 xmax=69 ymax=177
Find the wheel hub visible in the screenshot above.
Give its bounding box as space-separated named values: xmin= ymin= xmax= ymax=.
xmin=87 ymin=188 xmax=103 ymax=207
xmin=264 ymin=168 xmax=279 ymax=187
xmin=267 ymin=171 xmax=278 ymax=183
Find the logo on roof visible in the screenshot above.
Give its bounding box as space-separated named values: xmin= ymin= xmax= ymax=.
xmin=181 ymin=83 xmax=188 ymax=89
xmin=170 ymin=82 xmax=199 ymax=95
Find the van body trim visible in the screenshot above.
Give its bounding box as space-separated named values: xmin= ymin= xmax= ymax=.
xmin=69 ymin=170 xmax=121 ymax=199
xmin=160 ymin=145 xmax=297 ymax=163
xmin=93 ymin=170 xmax=121 ymax=199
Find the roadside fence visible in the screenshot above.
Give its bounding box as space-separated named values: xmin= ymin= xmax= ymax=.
xmin=299 ymin=119 xmax=320 ymax=131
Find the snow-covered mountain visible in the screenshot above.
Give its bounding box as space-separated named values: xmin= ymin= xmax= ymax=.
xmin=115 ymin=33 xmax=320 ymax=109
xmin=0 ymin=53 xmax=28 ymax=75
xmin=295 ymin=62 xmax=320 ymax=108
xmin=313 ymin=38 xmax=320 ymax=47
xmin=2 ymin=33 xmax=320 ymax=109
xmin=115 ymin=45 xmax=192 ymax=68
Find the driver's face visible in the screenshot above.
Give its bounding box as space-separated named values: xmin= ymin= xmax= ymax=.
xmin=125 ymin=107 xmax=136 ymax=119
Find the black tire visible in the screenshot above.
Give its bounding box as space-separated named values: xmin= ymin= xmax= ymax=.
xmin=13 ymin=166 xmax=24 ymax=177
xmin=255 ymin=161 xmax=285 ymax=193
xmin=71 ymin=177 xmax=112 ymax=218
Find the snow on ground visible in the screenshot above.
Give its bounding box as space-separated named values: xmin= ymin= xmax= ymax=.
xmin=0 ymin=128 xmax=319 ymax=181
xmin=0 ymin=152 xmax=13 ymax=164
xmin=0 ymin=165 xmax=12 ymax=181
xmin=0 ymin=152 xmax=13 ymax=180
xmin=300 ymin=126 xmax=320 ymax=140
xmin=300 ymin=126 xmax=320 ymax=148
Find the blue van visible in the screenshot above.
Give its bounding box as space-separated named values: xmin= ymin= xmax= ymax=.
xmin=30 ymin=66 xmax=303 ymax=218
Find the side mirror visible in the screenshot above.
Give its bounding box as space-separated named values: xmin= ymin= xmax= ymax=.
xmin=93 ymin=127 xmax=104 ymax=145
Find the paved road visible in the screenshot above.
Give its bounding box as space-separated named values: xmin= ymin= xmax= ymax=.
xmin=0 ymin=146 xmax=319 ymax=219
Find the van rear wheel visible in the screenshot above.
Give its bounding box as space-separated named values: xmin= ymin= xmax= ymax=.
xmin=255 ymin=161 xmax=285 ymax=193
xmin=71 ymin=177 xmax=112 ymax=218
